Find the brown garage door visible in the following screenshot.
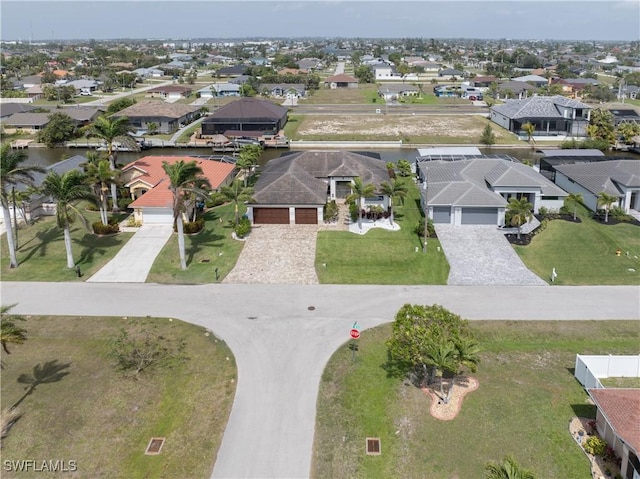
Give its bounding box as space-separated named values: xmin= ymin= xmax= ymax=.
xmin=295 ymin=208 xmax=318 ymax=224
xmin=253 ymin=208 xmax=290 ymax=224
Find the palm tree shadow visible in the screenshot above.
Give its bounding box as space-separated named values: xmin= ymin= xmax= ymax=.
xmin=20 ymin=225 xmax=63 ymax=262
xmin=11 ymin=360 xmax=71 ymax=410
xmin=185 ymin=227 xmax=225 ymax=266
xmin=75 ymin=232 xmax=127 ymax=265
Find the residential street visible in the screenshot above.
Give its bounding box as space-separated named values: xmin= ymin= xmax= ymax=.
xmin=3 ymin=282 xmax=639 ymax=479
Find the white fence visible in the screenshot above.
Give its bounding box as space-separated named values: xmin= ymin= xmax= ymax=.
xmin=574 ymin=355 xmax=640 ymax=389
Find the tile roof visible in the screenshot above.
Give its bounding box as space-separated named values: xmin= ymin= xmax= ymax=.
xmin=254 ymin=150 xmax=390 ymax=205
xmin=112 ymin=100 xmax=199 ymax=120
xmin=205 ymin=98 xmax=288 ymax=121
xmin=126 ymin=156 xmax=235 ymax=208
xmin=491 ymin=95 xmax=590 ymax=120
xmin=554 ymin=159 xmax=640 ymax=196
xmin=419 ymin=158 xmax=566 ymax=207
xmin=589 ymin=388 xmax=640 ymax=454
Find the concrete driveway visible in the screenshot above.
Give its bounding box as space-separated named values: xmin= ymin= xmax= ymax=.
xmin=435 ymin=225 xmax=547 ymax=286
xmin=87 ymin=224 xmax=173 ymax=283
xmin=223 ymin=225 xmax=320 ymax=284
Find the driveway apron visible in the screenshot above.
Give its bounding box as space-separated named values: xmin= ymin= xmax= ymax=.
xmin=87 ymin=224 xmax=173 ymax=283
xmin=435 ymin=225 xmax=547 ymax=285
xmin=223 ymin=225 xmax=320 ymax=284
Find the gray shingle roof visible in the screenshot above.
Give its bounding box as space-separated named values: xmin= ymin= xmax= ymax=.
xmin=491 ymin=95 xmax=590 ymax=120
xmin=554 ymin=160 xmax=640 ymax=196
xmin=206 ymin=98 xmax=288 ymax=121
xmin=420 ymin=158 xmax=566 ymax=207
xmin=254 ymin=151 xmax=390 ymax=205
xmin=4 ymin=112 xmax=51 ymax=126
xmin=111 ymin=100 xmax=198 ymax=119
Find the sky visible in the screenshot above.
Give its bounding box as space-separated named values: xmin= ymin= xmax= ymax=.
xmin=1 ymin=1 xmax=639 ymax=42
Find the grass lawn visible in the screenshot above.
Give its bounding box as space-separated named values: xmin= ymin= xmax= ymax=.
xmin=146 ymin=203 xmax=246 ymax=284
xmin=600 ymin=377 xmax=640 ymax=388
xmin=1 ymin=315 xmax=236 ymax=479
xmin=514 ymin=205 xmax=640 ymax=285
xmin=1 ymin=211 xmax=133 ymax=282
xmin=316 ymin=181 xmax=449 ymax=284
xmin=312 ymin=320 xmax=640 ymax=479
xmin=303 ymin=85 xmax=379 ymax=104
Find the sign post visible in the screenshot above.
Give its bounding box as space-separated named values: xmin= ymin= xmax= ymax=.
xmin=349 ymin=322 xmax=360 ymax=361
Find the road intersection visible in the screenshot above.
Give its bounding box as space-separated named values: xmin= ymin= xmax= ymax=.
xmin=3 ymin=282 xmax=639 ymax=478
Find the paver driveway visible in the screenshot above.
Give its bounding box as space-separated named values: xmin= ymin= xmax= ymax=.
xmin=435 ymin=224 xmax=547 ymax=286
xmin=223 ymin=225 xmax=321 ymax=284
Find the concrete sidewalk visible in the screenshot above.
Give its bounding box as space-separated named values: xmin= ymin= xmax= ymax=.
xmin=87 ymin=224 xmax=173 ymax=283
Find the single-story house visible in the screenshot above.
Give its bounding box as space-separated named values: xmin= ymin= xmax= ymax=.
xmin=145 ymin=85 xmax=193 ymax=100
xmin=259 ymin=83 xmax=306 ymax=98
xmin=0 ymin=103 xmax=39 ymax=121
xmin=215 ymin=64 xmax=250 ymax=77
xmin=417 ymin=156 xmax=567 ymax=225
xmin=123 ymin=156 xmax=236 ymax=225
xmin=133 ymin=67 xmax=165 ymax=78
xmin=469 ymin=76 xmax=498 ymax=88
xmin=198 ymin=83 xmax=241 ymax=98
xmin=65 ymin=79 xmax=100 ymax=93
xmin=495 ymin=80 xmax=537 ymax=99
xmin=438 ymin=68 xmax=464 ymax=78
xmin=618 ymin=84 xmax=640 ymax=100
xmin=3 ymin=112 xmax=51 ymax=133
xmin=111 ymin=101 xmax=200 ymax=134
xmin=587 ymin=388 xmax=640 ymax=479
xmin=490 ymin=95 xmax=592 ymax=138
xmin=511 ymin=74 xmax=549 ymax=88
xmin=297 ymin=58 xmax=323 ymax=71
xmin=248 ymin=150 xmax=391 ymax=225
xmin=323 ymin=73 xmax=359 ymax=89
xmin=25 ymin=85 xmax=44 ymax=101
xmin=200 ymin=98 xmax=288 ymax=137
xmin=554 ymin=160 xmax=640 ymax=213
xmin=378 ymin=84 xmax=419 ymax=101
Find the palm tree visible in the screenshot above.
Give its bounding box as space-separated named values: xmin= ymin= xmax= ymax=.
xmin=0 ymin=304 xmax=27 ymax=355
xmin=485 ymin=456 xmax=535 ymax=479
xmin=597 ymin=192 xmax=618 ymax=223
xmin=565 ymin=193 xmax=584 ymax=221
xmin=0 ymin=144 xmax=46 ymax=268
xmin=220 ymin=179 xmax=255 ymax=226
xmin=521 ymin=122 xmax=536 ymax=149
xmin=84 ymin=159 xmax=120 ymax=225
xmin=506 ymin=197 xmax=534 ymax=240
xmin=235 ymin=155 xmax=254 ymax=188
xmin=347 ymin=177 xmax=376 ymax=230
xmin=162 ymin=160 xmax=211 ymax=270
xmin=40 ymin=170 xmax=97 ymax=269
xmin=446 ymin=337 xmax=481 ymax=402
xmin=87 ymin=115 xmax=137 ymax=211
xmin=424 ymin=339 xmax=457 ymax=401
xmin=379 ymin=178 xmax=408 ymax=225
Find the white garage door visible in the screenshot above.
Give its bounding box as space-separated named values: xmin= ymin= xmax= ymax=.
xmin=143 ymin=209 xmax=174 ymax=224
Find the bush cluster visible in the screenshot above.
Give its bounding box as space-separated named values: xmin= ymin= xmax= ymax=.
xmin=323 ymin=200 xmax=339 ymax=222
xmin=182 ymin=218 xmax=205 ymax=234
xmin=414 ymin=217 xmax=436 ymax=238
xmin=234 ymin=217 xmax=251 ymax=238
xmin=92 ymin=221 xmax=120 ymax=235
xmin=583 ymin=436 xmax=607 ymax=456
xmin=207 ymin=192 xmax=227 ymax=208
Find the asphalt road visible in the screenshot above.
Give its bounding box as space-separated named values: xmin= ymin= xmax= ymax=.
xmin=3 ymin=282 xmax=639 ymax=479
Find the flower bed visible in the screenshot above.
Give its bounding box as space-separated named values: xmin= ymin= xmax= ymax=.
xmin=569 ymin=417 xmax=622 ymax=479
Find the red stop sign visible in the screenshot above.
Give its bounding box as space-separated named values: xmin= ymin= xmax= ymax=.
xmin=350 ymin=328 xmax=360 ymax=339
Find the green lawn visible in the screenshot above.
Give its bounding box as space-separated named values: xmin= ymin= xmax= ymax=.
xmin=1 ymin=315 xmax=236 ymax=479
xmin=1 ymin=211 xmax=133 ymax=282
xmin=316 ymin=181 xmax=449 ymax=284
xmin=146 ymin=203 xmax=246 ymax=284
xmin=312 ymin=320 xmax=640 ymax=479
xmin=514 ymin=206 xmax=640 ymax=285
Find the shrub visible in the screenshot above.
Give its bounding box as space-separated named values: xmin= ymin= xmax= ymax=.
xmin=349 ymin=202 xmax=359 ymax=222
xmin=92 ymin=221 xmax=120 ymax=235
xmin=117 ymin=197 xmax=132 ymax=210
xmin=414 ymin=217 xmax=435 ymax=238
xmin=234 ymin=217 xmax=251 ymax=238
xmin=207 ymin=192 xmax=227 ymax=208
xmin=323 ymin=200 xmax=339 ymax=222
xmin=559 ymin=205 xmax=571 ymax=216
xmin=583 ymin=436 xmax=608 ymax=456
xmin=538 ymin=206 xmax=549 ymax=217
xmin=610 ymin=206 xmax=631 ymax=222
xmin=182 ymin=218 xmax=204 ymax=234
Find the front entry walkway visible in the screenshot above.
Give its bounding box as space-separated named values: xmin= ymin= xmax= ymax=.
xmin=87 ymin=224 xmax=173 ymax=283
xmin=435 ymin=225 xmax=547 ymax=286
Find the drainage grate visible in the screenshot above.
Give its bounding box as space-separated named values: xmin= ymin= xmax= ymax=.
xmin=200 ymin=259 xmax=210 ymax=263
xmin=308 ymin=306 xmax=315 ymax=311
xmin=366 ymin=437 xmax=381 ymax=455
xmin=145 ymin=437 xmax=165 ymax=455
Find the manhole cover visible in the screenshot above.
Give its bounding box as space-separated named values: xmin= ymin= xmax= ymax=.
xmin=145 ymin=437 xmax=165 ymax=455
xmin=366 ymin=437 xmax=381 ymax=455
xmin=308 ymin=306 xmax=315 ymax=311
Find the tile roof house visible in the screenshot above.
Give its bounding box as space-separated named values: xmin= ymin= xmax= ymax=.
xmin=323 ymin=73 xmax=359 ymax=89
xmin=248 ymin=150 xmax=391 ymax=225
xmin=417 ymin=156 xmax=567 ymax=225
xmin=111 ymin=101 xmax=200 ymax=134
xmin=123 ymin=156 xmax=236 ymax=225
xmin=200 ymin=98 xmax=288 ymax=137
xmin=490 ymin=95 xmax=592 ymax=138
xmin=588 ymin=388 xmax=640 ymax=479
xmin=553 ymin=159 xmax=640 ymax=213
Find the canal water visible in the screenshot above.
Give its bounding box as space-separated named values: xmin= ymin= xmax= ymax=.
xmin=23 ymin=145 xmax=566 ymax=169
